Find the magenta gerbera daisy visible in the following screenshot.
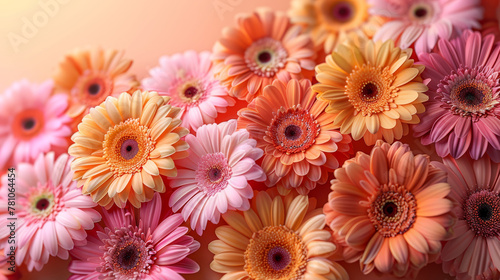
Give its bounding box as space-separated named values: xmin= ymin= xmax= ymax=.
xmin=168 ymin=120 xmax=266 ymax=235
xmin=369 ymin=0 xmax=483 ymax=54
xmin=414 ymin=31 xmax=500 ymax=161
xmin=69 ymin=193 xmax=200 ymax=280
xmin=142 ymin=50 xmax=236 ymax=132
xmin=0 ymin=80 xmax=72 ymax=170
xmin=0 ymin=153 xmax=101 ymax=271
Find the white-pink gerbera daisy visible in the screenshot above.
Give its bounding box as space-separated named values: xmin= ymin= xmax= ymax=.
xmin=0 ymin=80 xmax=72 ymax=170
xmin=69 ymin=193 xmax=200 ymax=280
xmin=369 ymin=0 xmax=483 ymax=54
xmin=168 ymin=120 xmax=266 ymax=235
xmin=0 ymin=153 xmax=101 ymax=271
xmin=142 ymin=51 xmax=235 ymax=132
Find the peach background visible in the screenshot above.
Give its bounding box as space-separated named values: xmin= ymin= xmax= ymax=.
xmin=1 ymin=0 xmax=452 ymax=279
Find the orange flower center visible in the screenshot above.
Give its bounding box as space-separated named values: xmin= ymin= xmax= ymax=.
xmin=267 ymin=106 xmax=320 ymax=155
xmin=345 ymin=65 xmax=397 ymax=116
xmin=103 ymin=119 xmax=155 ymax=177
xmin=73 ymin=70 xmax=114 ymax=108
xmin=12 ymin=109 xmax=45 ymax=140
xmin=244 ymin=225 xmax=307 ymax=280
xmin=367 ymin=184 xmax=417 ymax=238
xmin=245 ymin=38 xmax=288 ymax=77
xmin=464 ymin=190 xmax=500 ymax=238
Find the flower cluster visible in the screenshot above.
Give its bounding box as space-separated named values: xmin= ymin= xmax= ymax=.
xmin=2 ymin=0 xmax=500 ymax=279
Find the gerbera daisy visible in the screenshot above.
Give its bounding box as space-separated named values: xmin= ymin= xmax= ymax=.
xmin=238 ymin=78 xmax=352 ymax=195
xmin=69 ymin=193 xmax=200 ymax=280
xmin=435 ymin=156 xmax=500 ymax=279
xmin=0 ymin=79 xmax=72 ymax=170
xmin=212 ymin=8 xmax=316 ymax=102
xmin=69 ymin=90 xmax=189 ymax=208
xmin=168 ymin=120 xmax=266 ymax=235
xmin=414 ymin=31 xmax=500 ymax=161
xmin=0 ymin=153 xmax=101 ymax=271
xmin=289 ymin=0 xmax=385 ymax=54
xmin=209 ymin=190 xmax=349 ymax=280
xmin=324 ymin=140 xmax=454 ymax=276
xmin=369 ymin=0 xmax=483 ymax=54
xmin=53 ymin=47 xmax=139 ymax=119
xmin=312 ymin=39 xmax=428 ymax=145
xmin=142 ymin=50 xmax=235 ymax=132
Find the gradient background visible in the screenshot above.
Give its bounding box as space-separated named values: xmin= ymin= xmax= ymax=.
xmin=1 ymin=0 xmax=454 ymax=279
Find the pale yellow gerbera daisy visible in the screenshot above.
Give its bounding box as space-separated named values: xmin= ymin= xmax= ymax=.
xmin=69 ymin=90 xmax=189 ymax=208
xmin=312 ymin=39 xmax=429 ymax=145
xmin=209 ymin=190 xmax=348 ymax=280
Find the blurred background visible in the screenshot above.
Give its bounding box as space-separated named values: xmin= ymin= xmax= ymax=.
xmin=1 ymin=0 xmax=453 ymax=279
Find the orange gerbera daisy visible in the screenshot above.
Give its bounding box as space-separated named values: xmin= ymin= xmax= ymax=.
xmin=312 ymin=39 xmax=429 ymax=145
xmin=289 ymin=0 xmax=385 ymax=54
xmin=212 ymin=8 xmax=316 ymax=102
xmin=209 ymin=190 xmax=348 ymax=280
xmin=324 ymin=140 xmax=454 ymax=277
xmin=238 ymin=79 xmax=352 ymax=195
xmin=69 ymin=90 xmax=189 ymax=208
xmin=54 ymin=47 xmax=139 ymax=120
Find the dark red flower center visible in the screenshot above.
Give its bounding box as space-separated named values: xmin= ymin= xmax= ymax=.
xmin=332 ymin=2 xmax=354 ymax=22
xmin=383 ymin=201 xmax=398 ymax=217
xmin=284 ymin=125 xmax=302 ymax=141
xmin=22 ymin=118 xmax=36 ymax=131
xmin=414 ymin=7 xmax=428 ymax=18
xmin=258 ymin=51 xmax=272 ymax=63
xmin=116 ymin=244 xmax=141 ymax=270
xmin=267 ymin=246 xmax=291 ymax=271
xmin=88 ymin=83 xmax=101 ymax=95
xmin=361 ymin=82 xmax=379 ymax=102
xmin=184 ymin=86 xmax=199 ymax=98
xmin=120 ymin=139 xmax=139 ymax=160
xmin=464 ymin=190 xmax=500 ymax=237
xmin=208 ymin=166 xmax=223 ymax=182
xmin=36 ymin=198 xmax=50 ymax=211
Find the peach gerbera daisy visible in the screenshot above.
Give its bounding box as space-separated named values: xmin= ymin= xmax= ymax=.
xmin=54 ymin=47 xmax=139 ymax=119
xmin=238 ymin=79 xmax=352 ymax=195
xmin=212 ymin=8 xmax=316 ymax=102
xmin=312 ymin=39 xmax=429 ymax=145
xmin=209 ymin=190 xmax=348 ymax=280
xmin=69 ymin=90 xmax=189 ymax=208
xmin=435 ymin=156 xmax=500 ymax=279
xmin=289 ymin=0 xmax=385 ymax=54
xmin=324 ymin=140 xmax=454 ymax=277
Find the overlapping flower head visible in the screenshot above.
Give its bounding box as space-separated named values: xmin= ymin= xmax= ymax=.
xmin=69 ymin=90 xmax=189 ymax=208
xmin=209 ymin=190 xmax=348 ymax=280
xmin=324 ymin=140 xmax=454 ymax=277
xmin=168 ymin=120 xmax=266 ymax=235
xmin=212 ymin=8 xmax=316 ymax=102
xmin=53 ymin=47 xmax=139 ymax=121
xmin=0 ymin=80 xmax=72 ymax=170
xmin=433 ymin=155 xmax=500 ymax=279
xmin=415 ymin=31 xmax=500 ymax=162
xmin=313 ymin=38 xmax=428 ymax=145
xmin=142 ymin=51 xmax=236 ymax=132
xmin=289 ymin=0 xmax=385 ymax=55
xmin=238 ymin=78 xmax=352 ymax=195
xmin=0 ymin=153 xmax=100 ymax=271
xmin=68 ymin=193 xmax=200 ymax=280
xmin=369 ymin=0 xmax=483 ymax=54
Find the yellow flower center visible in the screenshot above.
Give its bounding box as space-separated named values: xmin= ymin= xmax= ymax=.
xmin=103 ymin=119 xmax=155 ymax=177
xmin=345 ymin=65 xmax=398 ymax=116
xmin=244 ymin=225 xmax=307 ymax=280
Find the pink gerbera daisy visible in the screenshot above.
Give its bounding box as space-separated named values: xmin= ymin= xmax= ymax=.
xmin=0 ymin=80 xmax=72 ymax=170
xmin=0 ymin=153 xmax=101 ymax=271
xmin=142 ymin=51 xmax=235 ymax=132
xmin=168 ymin=120 xmax=266 ymax=235
xmin=212 ymin=8 xmax=316 ymax=102
xmin=435 ymin=156 xmax=500 ymax=279
xmin=369 ymin=0 xmax=483 ymax=54
xmin=414 ymin=31 xmax=500 ymax=161
xmin=69 ymin=193 xmax=200 ymax=280
xmin=324 ymin=140 xmax=454 ymax=277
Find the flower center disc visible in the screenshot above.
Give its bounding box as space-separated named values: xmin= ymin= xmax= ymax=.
xmin=12 ymin=109 xmax=45 ymax=140
xmin=245 ymin=38 xmax=288 ymax=77
xmin=116 ymin=244 xmax=141 ymax=270
xmin=346 ymin=65 xmax=396 ymax=116
xmin=268 ymin=107 xmax=320 ymax=154
xmin=36 ymin=198 xmax=50 ymax=211
xmin=451 ymin=79 xmax=493 ymax=116
xmin=464 ymin=190 xmax=500 ymax=238
xmin=73 ymin=71 xmax=114 ymax=107
xmin=103 ymin=119 xmax=155 ymax=177
xmin=244 ymin=225 xmax=307 ymax=280
xmin=409 ymin=3 xmax=434 ymax=22
xmin=196 ymin=153 xmax=231 ymax=196
xmin=332 ymin=1 xmax=354 ymax=22
xmin=368 ymin=185 xmax=417 ymax=237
